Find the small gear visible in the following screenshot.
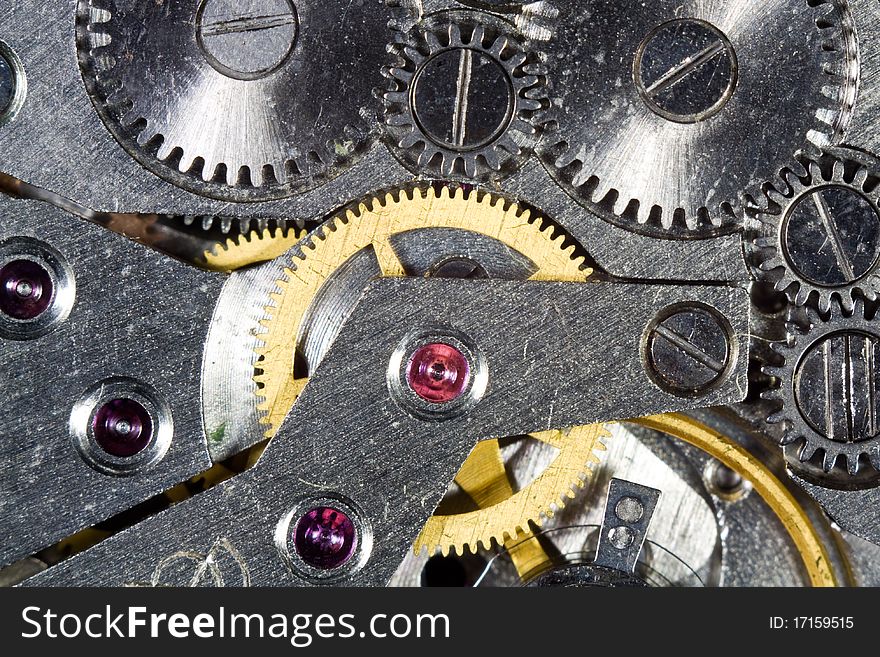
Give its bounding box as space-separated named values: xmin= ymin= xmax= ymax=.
xmin=540 ymin=0 xmax=855 ymax=236
xmin=748 ymin=155 xmax=880 ymax=313
xmin=414 ymin=424 xmax=609 ymax=556
xmin=77 ymin=0 xmax=403 ymax=201
xmin=764 ymin=300 xmax=880 ymax=475
xmin=382 ymin=18 xmax=548 ymax=179
xmin=200 ymin=227 xmax=305 ymax=272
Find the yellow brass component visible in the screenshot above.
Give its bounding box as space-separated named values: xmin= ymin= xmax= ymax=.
xmin=414 ymin=424 xmax=610 ymax=556
xmin=255 ymin=185 xmax=592 ymax=437
xmin=632 ymin=413 xmax=837 ymax=587
xmin=201 ymin=227 xmax=304 ymax=272
xmin=442 ymin=438 xmax=550 ymax=572
xmin=253 ymin=184 xmax=601 ymax=556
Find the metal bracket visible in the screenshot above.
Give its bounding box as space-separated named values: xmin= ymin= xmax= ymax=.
xmin=595 ymin=478 xmax=661 ymax=574
xmin=25 ymin=276 xmax=749 ymax=585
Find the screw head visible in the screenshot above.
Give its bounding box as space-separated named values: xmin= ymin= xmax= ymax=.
xmin=413 ymin=48 xmax=514 ymax=151
xmin=615 ymin=496 xmax=645 ymax=523
xmin=645 ymin=304 xmax=732 ymax=396
xmin=635 ymin=18 xmax=737 ymax=123
xmin=705 ymin=461 xmax=747 ymax=499
xmin=292 ymin=506 xmax=358 ymax=570
xmin=783 ymin=186 xmax=880 ymax=287
xmin=796 ymin=331 xmax=880 ymax=444
xmin=196 ymin=0 xmax=299 ymax=81
xmin=91 ymin=398 xmax=154 ymax=457
xmin=608 ymin=526 xmax=636 ymax=550
xmin=0 ymin=259 xmax=53 ymax=320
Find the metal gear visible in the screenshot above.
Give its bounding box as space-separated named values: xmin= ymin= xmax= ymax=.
xmin=748 ymin=155 xmax=880 ymax=313
xmin=250 ymin=184 xmax=605 ymax=555
xmin=200 ymin=227 xmax=305 ymax=272
xmin=540 ymin=0 xmax=855 ymax=237
xmin=254 ymin=184 xmax=592 ymax=435
xmin=414 ymin=424 xmax=610 ymax=556
xmin=764 ymin=300 xmax=880 ymax=475
xmin=382 ymin=17 xmax=548 ymax=179
xmin=77 ymin=0 xmax=402 ymax=201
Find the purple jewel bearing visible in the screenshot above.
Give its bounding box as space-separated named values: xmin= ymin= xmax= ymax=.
xmin=91 ymin=398 xmax=154 ymax=458
xmin=292 ymin=506 xmax=358 ymax=570
xmin=0 ymin=258 xmax=54 ymax=320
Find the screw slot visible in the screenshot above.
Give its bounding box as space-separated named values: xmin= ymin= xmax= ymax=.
xmin=634 ymin=18 xmax=738 ymax=124
xmin=643 ymin=302 xmax=735 ymax=398
xmin=195 ymin=0 xmax=299 ymax=81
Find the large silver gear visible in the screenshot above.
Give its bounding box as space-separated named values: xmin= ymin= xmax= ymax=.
xmin=748 ymin=154 xmax=880 ymax=313
xmin=539 ymin=0 xmax=855 ymax=237
xmin=382 ymin=16 xmax=548 ymax=179
xmin=764 ymin=300 xmax=880 ymax=475
xmin=76 ymin=0 xmax=404 ymax=202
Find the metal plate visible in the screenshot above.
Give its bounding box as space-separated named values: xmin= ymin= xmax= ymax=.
xmin=0 ymin=198 xmax=222 ymax=565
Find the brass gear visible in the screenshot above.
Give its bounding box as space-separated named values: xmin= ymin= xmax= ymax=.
xmin=254 ymin=185 xmax=593 ymax=435
xmin=415 ymin=424 xmax=610 ymax=556
xmin=201 ymin=227 xmax=305 ymax=272
xmin=250 ymin=184 xmax=606 ymax=556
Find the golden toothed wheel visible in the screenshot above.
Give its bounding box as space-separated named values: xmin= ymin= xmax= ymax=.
xmin=232 ymin=184 xmax=606 ymax=554
xmin=414 ymin=424 xmax=610 ymax=556
xmin=201 ymin=227 xmax=305 ymax=272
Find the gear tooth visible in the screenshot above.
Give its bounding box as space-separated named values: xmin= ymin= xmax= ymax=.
xmin=761 ymin=390 xmax=781 ymax=405
xmin=781 ymin=166 xmax=804 ymax=191
xmin=779 ymin=428 xmax=802 ymax=446
xmin=441 ymin=153 xmax=457 ymax=177
xmin=463 ymin=156 xmax=477 ymax=178
xmin=447 ymin=22 xmax=462 ymax=46
xmin=854 ymin=166 xmax=870 ymax=189
xmin=489 ymin=34 xmax=508 ymax=57
xmin=765 ymin=185 xmax=788 ymax=205
xmin=471 ymin=25 xmax=486 ymax=47
xmin=852 ymin=296 xmax=867 ymax=318
xmin=424 ymin=30 xmax=442 ymax=52
xmin=799 ymin=441 xmax=819 ymax=463
xmin=507 ymin=52 xmax=528 ymax=71
xmin=869 ymin=452 xmax=880 ymax=472
xmin=821 ymin=449 xmax=839 ymax=473
xmin=845 ymin=454 xmax=861 ymax=476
